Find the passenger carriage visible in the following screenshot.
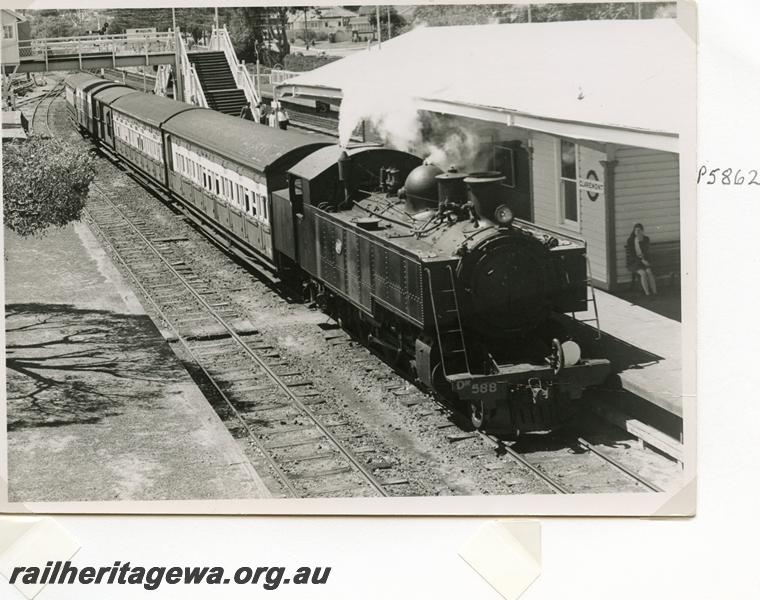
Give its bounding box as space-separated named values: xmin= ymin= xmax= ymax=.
xmin=161 ymin=110 xmax=331 ymax=269
xmin=90 ymin=85 xmax=135 ymax=146
xmin=63 ymin=73 xmax=124 ymax=136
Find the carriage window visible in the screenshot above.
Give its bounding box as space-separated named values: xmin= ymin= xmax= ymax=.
xmin=244 ymin=191 xmax=251 ymax=215
xmin=215 ymin=176 xmax=220 ymax=196
xmin=559 ymin=140 xmax=579 ymax=225
xmin=202 ymin=171 xmax=207 ymax=188
xmin=262 ymin=195 xmax=268 ymax=221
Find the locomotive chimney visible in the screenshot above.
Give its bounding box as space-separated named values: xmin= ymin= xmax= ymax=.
xmin=435 ymin=167 xmax=468 ymax=209
xmin=338 ymin=149 xmax=351 ymax=205
xmin=464 ymin=171 xmax=507 ymax=222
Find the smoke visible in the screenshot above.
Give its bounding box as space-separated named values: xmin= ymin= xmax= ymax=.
xmin=418 ymin=113 xmax=494 ymax=173
xmin=337 ymin=78 xmax=420 ymax=152
xmin=338 ymin=86 xmax=493 ymax=172
xmin=338 ymin=51 xmax=494 ymax=173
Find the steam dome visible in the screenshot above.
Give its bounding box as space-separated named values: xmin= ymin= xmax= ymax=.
xmin=402 ymin=164 xmax=443 ymax=213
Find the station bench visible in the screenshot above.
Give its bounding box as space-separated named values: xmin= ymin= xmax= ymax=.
xmin=629 ymin=240 xmax=681 ymax=291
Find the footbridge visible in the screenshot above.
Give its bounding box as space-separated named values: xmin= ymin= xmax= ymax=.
xmin=12 ymin=31 xmax=178 ymax=73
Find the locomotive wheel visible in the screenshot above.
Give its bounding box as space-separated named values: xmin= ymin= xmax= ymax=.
xmin=470 ymin=399 xmax=486 ymax=429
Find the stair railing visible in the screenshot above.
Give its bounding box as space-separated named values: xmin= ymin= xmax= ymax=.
xmin=154 ymin=64 xmax=171 ymax=97
xmin=175 ymin=30 xmax=207 ymax=108
xmin=209 ymin=25 xmax=259 ymax=106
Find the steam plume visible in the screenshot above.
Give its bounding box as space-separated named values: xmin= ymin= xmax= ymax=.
xmin=338 ymin=81 xmax=495 ymax=172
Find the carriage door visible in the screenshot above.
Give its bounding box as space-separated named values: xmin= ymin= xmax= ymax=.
xmin=103 ymin=107 xmax=113 ymax=146
xmin=262 ymin=193 xmax=273 ymax=258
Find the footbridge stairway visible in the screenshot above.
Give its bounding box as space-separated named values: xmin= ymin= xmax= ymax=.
xmin=187 ymin=51 xmax=248 ymax=116
xmin=154 ymin=26 xmax=259 ymax=119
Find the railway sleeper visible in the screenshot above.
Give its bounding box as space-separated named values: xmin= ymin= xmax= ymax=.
xmin=228 ymin=384 xmax=277 ymax=395
xmin=264 ymin=437 xmax=327 ymax=451
xmin=276 ymin=450 xmax=338 ymax=464
xmin=288 ymin=466 xmax=353 ymax=481
xmin=312 ymin=484 xmax=371 ymax=498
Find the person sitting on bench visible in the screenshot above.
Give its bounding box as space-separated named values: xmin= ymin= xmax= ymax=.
xmin=626 ymin=223 xmax=658 ymax=296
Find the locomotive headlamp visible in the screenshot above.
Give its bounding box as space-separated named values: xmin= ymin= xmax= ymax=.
xmin=561 ymin=341 xmax=581 ymax=367
xmin=494 ymin=204 xmax=514 ymax=226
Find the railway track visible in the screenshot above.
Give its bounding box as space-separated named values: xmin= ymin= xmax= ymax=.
xmin=84 ymin=183 xmax=398 ymax=498
xmin=478 ymin=431 xmax=663 ymax=494
xmin=29 ymin=79 xmax=64 ymax=136
xmin=83 ymin=192 xmax=393 ymax=498
xmin=102 ymin=68 xmax=156 ymax=92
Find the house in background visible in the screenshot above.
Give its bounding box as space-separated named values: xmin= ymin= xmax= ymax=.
xmin=1 ymin=9 xmax=31 ymax=74
xmin=287 ymin=7 xmax=373 ymax=43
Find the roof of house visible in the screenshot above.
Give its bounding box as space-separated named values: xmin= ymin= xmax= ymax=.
xmin=2 ymin=8 xmax=26 ymax=22
xmin=277 ymin=19 xmax=694 ymax=152
xmin=290 ymin=6 xmax=359 ymax=24
xmin=317 ymin=7 xmax=359 ymax=19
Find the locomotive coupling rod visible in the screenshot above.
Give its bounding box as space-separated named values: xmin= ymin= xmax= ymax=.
xmin=577 ymin=437 xmax=663 ymax=492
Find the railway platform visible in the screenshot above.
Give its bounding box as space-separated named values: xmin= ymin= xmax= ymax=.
xmin=569 ymin=288 xmax=682 ymax=414
xmin=4 ymin=221 xmax=271 ymax=503
xmin=564 ymin=288 xmax=684 ymax=460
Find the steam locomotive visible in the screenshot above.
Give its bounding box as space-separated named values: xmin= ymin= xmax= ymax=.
xmin=65 ymin=73 xmax=610 ymax=434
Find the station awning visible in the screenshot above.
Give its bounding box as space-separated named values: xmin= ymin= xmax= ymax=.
xmin=277 ymin=19 xmax=694 ymax=153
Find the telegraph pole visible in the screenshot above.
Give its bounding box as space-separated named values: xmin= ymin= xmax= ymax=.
xmin=386 ymin=6 xmax=391 ymax=40
xmin=376 ymin=5 xmax=381 ymax=49
xmin=172 ymin=8 xmax=177 ymax=30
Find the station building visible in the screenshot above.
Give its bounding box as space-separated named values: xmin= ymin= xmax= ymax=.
xmin=276 ymin=18 xmax=694 ymax=291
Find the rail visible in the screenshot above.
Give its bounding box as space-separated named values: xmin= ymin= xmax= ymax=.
xmin=209 ymin=26 xmax=259 ymax=106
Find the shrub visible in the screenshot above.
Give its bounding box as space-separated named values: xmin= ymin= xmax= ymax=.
xmin=3 ymin=137 xmax=95 ymax=238
xmin=283 ymin=53 xmax=340 ymax=72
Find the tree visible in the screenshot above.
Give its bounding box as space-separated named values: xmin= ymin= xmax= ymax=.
xmin=231 ymin=7 xmax=293 ymax=67
xmin=368 ymin=7 xmax=406 ymax=39
xmin=3 ymin=138 xmax=94 ymax=238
